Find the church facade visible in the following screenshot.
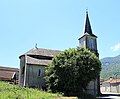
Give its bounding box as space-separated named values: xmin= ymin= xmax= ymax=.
xmin=19 ymin=11 xmax=100 ymax=96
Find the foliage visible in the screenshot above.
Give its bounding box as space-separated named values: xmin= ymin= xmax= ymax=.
xmin=45 ymin=47 xmax=101 ymax=97
xmin=0 ymin=81 xmax=60 ymax=99
xmin=100 ymin=55 xmax=120 ymax=80
xmin=80 ymin=92 xmax=96 ymax=99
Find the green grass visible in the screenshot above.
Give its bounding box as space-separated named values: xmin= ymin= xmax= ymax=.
xmin=0 ymin=81 xmax=61 ymax=99
xmin=0 ymin=81 xmax=96 ymax=99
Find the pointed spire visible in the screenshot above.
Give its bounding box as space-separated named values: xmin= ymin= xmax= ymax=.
xmin=78 ymin=10 xmax=97 ymax=40
xmin=84 ymin=10 xmax=93 ymax=35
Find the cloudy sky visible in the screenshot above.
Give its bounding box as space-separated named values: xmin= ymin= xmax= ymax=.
xmin=0 ymin=0 xmax=120 ymax=67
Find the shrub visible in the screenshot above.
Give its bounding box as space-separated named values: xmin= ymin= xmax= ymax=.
xmin=45 ymin=47 xmax=101 ymax=97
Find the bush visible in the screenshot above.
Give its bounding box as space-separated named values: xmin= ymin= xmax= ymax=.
xmin=45 ymin=47 xmax=101 ymax=97
xmin=79 ymin=92 xmax=96 ymax=99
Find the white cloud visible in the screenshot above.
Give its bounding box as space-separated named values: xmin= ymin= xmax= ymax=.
xmin=111 ymin=43 xmax=120 ymax=51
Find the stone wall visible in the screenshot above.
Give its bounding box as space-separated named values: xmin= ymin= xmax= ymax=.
xmin=86 ymin=79 xmax=98 ymax=96
xmin=25 ymin=64 xmax=46 ymax=88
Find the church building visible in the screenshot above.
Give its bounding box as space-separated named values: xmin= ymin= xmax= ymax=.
xmin=19 ymin=11 xmax=100 ymax=96
xmin=19 ymin=48 xmax=61 ymax=88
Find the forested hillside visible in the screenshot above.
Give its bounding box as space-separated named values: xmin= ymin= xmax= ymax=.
xmin=100 ymin=55 xmax=120 ymax=80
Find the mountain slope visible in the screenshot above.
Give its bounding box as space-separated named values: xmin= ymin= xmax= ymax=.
xmin=100 ymin=55 xmax=120 ymax=80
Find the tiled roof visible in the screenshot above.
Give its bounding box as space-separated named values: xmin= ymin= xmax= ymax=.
xmin=0 ymin=71 xmax=15 ymax=80
xmin=20 ymin=48 xmax=61 ymax=58
xmin=0 ymin=66 xmax=19 ymax=81
xmin=27 ymin=56 xmax=52 ymax=65
xmin=0 ymin=66 xmax=19 ymax=72
xmin=103 ymin=78 xmax=120 ymax=84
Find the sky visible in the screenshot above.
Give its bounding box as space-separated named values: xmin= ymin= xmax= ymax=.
xmin=0 ymin=0 xmax=120 ymax=68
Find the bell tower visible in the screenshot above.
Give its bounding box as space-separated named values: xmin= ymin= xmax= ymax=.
xmin=78 ymin=11 xmax=100 ymax=96
xmin=78 ymin=11 xmax=99 ymax=57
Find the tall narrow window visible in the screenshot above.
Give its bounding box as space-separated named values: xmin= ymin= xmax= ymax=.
xmin=22 ymin=66 xmax=25 ymax=75
xmin=38 ymin=69 xmax=41 ymax=77
xmin=88 ymin=38 xmax=95 ymax=49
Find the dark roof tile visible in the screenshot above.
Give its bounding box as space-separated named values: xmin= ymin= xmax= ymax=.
xmin=20 ymin=48 xmax=61 ymax=58
xmin=27 ymin=56 xmax=52 ymax=65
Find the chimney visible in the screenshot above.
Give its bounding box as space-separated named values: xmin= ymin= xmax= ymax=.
xmin=109 ymin=77 xmax=113 ymax=81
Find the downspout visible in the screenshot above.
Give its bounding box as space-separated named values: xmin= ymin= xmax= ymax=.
xmin=23 ymin=54 xmax=27 ymax=86
xmin=18 ymin=64 xmax=21 ymax=85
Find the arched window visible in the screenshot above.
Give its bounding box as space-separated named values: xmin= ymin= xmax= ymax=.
xmin=22 ymin=66 xmax=25 ymax=75
xmin=38 ymin=69 xmax=41 ymax=77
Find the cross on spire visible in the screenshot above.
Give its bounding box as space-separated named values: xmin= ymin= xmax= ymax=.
xmin=86 ymin=9 xmax=88 ymax=14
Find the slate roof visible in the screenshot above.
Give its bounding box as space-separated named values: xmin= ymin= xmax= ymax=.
xmin=0 ymin=66 xmax=19 ymax=81
xmin=79 ymin=11 xmax=97 ymax=40
xmin=20 ymin=48 xmax=61 ymax=58
xmin=19 ymin=48 xmax=61 ymax=65
xmin=83 ymin=11 xmax=97 ymax=37
xmin=26 ymin=56 xmax=52 ymax=65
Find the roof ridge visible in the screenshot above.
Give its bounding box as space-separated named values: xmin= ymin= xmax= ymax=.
xmin=0 ymin=66 xmax=19 ymax=70
xmin=19 ymin=48 xmax=61 ymax=58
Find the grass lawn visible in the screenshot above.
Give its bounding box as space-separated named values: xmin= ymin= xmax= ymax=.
xmin=0 ymin=81 xmax=62 ymax=99
xmin=0 ymin=81 xmax=96 ymax=99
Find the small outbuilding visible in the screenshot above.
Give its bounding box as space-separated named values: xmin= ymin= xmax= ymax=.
xmin=0 ymin=66 xmax=19 ymax=84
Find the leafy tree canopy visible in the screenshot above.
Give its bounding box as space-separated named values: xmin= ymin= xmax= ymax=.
xmin=45 ymin=47 xmax=101 ymax=96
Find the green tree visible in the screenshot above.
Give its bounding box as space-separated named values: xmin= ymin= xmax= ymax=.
xmin=45 ymin=47 xmax=101 ymax=97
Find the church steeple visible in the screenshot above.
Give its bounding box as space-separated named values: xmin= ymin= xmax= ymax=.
xmin=78 ymin=11 xmax=99 ymax=56
xmin=83 ymin=10 xmax=97 ymax=37
xmin=78 ymin=11 xmax=100 ymax=96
